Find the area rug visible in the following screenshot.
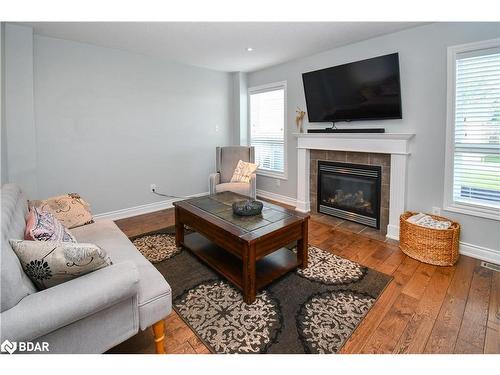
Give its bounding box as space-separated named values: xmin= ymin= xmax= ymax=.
xmin=131 ymin=227 xmax=191 ymax=263
xmin=134 ymin=228 xmax=392 ymax=354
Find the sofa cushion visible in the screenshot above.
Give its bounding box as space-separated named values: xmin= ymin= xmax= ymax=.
xmin=1 ymin=184 xmax=37 ymax=312
xmin=71 ymin=220 xmax=172 ymax=329
xmin=215 ymin=182 xmax=251 ymax=196
xmin=29 ymin=193 xmax=94 ymax=229
xmin=24 ymin=207 xmax=76 ymax=242
xmin=10 ymin=240 xmax=112 ymax=290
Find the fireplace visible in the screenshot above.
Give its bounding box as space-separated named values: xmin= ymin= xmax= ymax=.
xmin=317 ymin=161 xmax=382 ymax=229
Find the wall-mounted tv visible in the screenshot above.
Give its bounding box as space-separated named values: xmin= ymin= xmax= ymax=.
xmin=302 ymin=53 xmax=402 ymax=123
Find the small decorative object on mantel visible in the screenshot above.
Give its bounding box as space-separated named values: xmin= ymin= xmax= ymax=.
xmin=232 ymin=199 xmax=264 ymax=216
xmin=295 ymin=107 xmax=306 ymax=133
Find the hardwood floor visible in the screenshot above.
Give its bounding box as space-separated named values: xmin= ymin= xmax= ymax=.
xmin=112 ymin=206 xmax=499 ymax=354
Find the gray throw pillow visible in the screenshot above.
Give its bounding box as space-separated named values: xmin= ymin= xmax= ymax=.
xmin=9 ymin=240 xmax=112 ymax=290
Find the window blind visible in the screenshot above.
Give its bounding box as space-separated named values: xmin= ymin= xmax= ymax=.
xmin=453 ymin=49 xmax=500 ymax=209
xmin=249 ymin=87 xmax=285 ymax=175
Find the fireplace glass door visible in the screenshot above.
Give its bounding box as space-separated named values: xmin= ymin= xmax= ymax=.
xmin=318 ymin=161 xmax=381 ymax=228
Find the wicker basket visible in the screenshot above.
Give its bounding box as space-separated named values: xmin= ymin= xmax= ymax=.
xmin=399 ymin=211 xmax=460 ymax=266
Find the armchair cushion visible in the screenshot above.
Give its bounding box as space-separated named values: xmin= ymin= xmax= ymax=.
xmin=230 ymin=160 xmax=258 ymax=183
xmin=215 ymin=182 xmax=252 ymax=197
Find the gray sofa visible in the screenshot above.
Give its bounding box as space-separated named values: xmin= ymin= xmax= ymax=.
xmin=208 ymin=146 xmax=257 ymax=199
xmin=0 ymin=184 xmax=172 ymax=354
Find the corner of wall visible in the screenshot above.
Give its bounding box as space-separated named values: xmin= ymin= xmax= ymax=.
xmin=4 ymin=23 xmax=38 ymax=196
xmin=238 ymin=72 xmax=248 ymax=146
xmin=231 ymin=72 xmax=248 ymax=146
xmin=1 ymin=22 xmax=7 ymax=185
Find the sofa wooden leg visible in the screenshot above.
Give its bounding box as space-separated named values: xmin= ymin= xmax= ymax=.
xmin=152 ymin=320 xmax=166 ymax=354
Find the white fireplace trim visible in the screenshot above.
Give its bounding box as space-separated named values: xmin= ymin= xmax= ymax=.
xmin=295 ymin=132 xmax=415 ymax=240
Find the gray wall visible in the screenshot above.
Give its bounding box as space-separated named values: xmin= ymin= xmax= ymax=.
xmin=4 ymin=24 xmax=38 ymax=196
xmin=248 ymin=22 xmax=500 ymax=251
xmin=5 ymin=25 xmax=233 ymax=214
xmin=1 ymin=23 xmax=6 ymax=185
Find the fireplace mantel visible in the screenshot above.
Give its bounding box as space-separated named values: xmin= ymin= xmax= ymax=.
xmin=295 ymin=132 xmax=415 ymax=240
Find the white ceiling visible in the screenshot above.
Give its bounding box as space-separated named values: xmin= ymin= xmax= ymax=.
xmin=23 ymin=22 xmax=425 ymax=72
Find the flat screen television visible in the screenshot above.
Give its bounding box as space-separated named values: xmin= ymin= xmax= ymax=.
xmin=302 ymin=53 xmax=402 ymax=123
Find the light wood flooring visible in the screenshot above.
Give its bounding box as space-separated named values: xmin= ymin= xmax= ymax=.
xmin=110 ymin=206 xmax=499 ymax=354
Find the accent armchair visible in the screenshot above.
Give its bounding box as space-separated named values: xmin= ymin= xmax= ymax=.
xmin=208 ymin=146 xmax=257 ymax=199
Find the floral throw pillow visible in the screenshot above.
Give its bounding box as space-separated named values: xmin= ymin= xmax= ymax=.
xmin=25 ymin=207 xmax=76 ymax=243
xmin=230 ymin=160 xmax=258 ymax=184
xmin=29 ymin=193 xmax=94 ymax=229
xmin=9 ymin=240 xmax=112 ymax=290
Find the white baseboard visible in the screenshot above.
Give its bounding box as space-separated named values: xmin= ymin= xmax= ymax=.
xmin=459 ymin=241 xmax=500 ymax=264
xmin=94 ymin=192 xmax=208 ymax=221
xmin=256 ymin=189 xmax=297 ymax=208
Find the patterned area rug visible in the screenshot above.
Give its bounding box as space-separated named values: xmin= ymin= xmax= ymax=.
xmin=131 ymin=227 xmax=191 ymax=263
xmin=134 ymin=228 xmax=392 ymax=354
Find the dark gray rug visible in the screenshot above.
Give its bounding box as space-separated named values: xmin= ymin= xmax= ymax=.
xmin=136 ymin=229 xmax=392 ymax=354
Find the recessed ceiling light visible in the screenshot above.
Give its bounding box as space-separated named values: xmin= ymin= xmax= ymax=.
xmin=246 ymin=47 xmax=253 ymax=52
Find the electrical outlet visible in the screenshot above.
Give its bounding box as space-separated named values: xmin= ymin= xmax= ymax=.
xmin=431 ymin=206 xmax=441 ymax=215
xmin=215 ymin=125 xmax=219 ymax=132
xmin=150 ymin=184 xmax=157 ymax=192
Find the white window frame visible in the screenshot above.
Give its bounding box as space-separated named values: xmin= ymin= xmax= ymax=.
xmin=247 ymin=81 xmax=288 ymax=180
xmin=444 ymin=38 xmax=500 ymax=221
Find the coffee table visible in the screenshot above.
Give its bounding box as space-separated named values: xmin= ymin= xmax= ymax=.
xmin=173 ymin=192 xmax=309 ymax=304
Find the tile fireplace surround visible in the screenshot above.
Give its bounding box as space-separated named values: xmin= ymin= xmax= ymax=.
xmin=311 ymin=152 xmax=389 ymax=233
xmin=296 ymin=133 xmax=415 ymax=240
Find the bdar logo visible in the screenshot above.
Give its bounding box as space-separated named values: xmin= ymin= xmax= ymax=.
xmin=1 ymin=340 xmax=49 ymax=353
xmin=1 ymin=340 xmax=17 ymax=354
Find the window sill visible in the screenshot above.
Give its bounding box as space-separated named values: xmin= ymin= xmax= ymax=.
xmin=256 ymin=169 xmax=288 ymax=181
xmin=443 ymin=203 xmax=500 ymax=221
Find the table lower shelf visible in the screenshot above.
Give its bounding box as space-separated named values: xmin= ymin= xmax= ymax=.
xmin=183 ymin=232 xmax=300 ymax=291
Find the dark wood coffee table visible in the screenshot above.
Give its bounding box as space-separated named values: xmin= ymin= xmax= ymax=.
xmin=173 ymin=192 xmax=309 ymax=304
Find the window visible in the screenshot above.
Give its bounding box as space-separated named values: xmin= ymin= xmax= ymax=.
xmin=248 ymin=81 xmax=287 ymax=179
xmin=444 ymin=39 xmax=500 ymax=220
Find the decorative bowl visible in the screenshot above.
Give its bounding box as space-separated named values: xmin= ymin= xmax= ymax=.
xmin=232 ymin=199 xmax=264 ymax=216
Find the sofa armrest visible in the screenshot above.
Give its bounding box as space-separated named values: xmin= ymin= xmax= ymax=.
xmin=249 ymin=173 xmax=257 ymax=199
xmin=208 ymin=172 xmax=220 ymax=195
xmin=0 ymin=261 xmax=140 ymax=343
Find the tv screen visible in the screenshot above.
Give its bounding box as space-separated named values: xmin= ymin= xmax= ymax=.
xmin=302 ymin=53 xmax=402 ymax=123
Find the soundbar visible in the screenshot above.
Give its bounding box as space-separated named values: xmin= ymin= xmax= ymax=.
xmin=307 ymin=128 xmax=385 ymax=134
